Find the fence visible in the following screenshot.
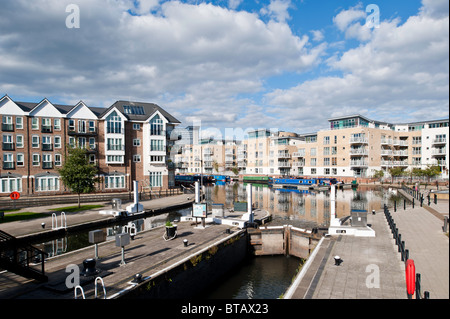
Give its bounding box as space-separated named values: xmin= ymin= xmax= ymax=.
xmin=0 ymin=188 xmax=185 ymax=210
xmin=383 ymin=204 xmax=430 ymax=299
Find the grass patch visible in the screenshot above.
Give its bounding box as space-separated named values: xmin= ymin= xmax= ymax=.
xmin=0 ymin=212 xmax=47 ymax=223
xmin=48 ymin=204 xmax=104 ymax=213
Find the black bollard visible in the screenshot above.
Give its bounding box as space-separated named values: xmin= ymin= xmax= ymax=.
xmin=394 ymin=201 xmax=397 ymax=212
xmin=434 ymin=194 xmax=437 ymax=204
xmin=412 ymin=198 xmax=414 ymax=209
xmin=404 ymin=199 xmax=406 ymax=210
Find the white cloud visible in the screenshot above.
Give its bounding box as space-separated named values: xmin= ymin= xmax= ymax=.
xmin=265 ymin=4 xmax=449 ymax=132
xmin=260 ymin=0 xmax=292 ymax=23
xmin=333 ymin=3 xmax=365 ymax=32
xmin=310 ymin=30 xmax=324 ymax=42
xmin=228 ymin=0 xmax=243 ymax=10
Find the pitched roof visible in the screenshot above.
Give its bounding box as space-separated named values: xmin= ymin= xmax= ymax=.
xmin=101 ymin=100 xmax=180 ymax=123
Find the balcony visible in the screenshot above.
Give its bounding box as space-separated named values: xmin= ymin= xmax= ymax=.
xmin=42 ymin=162 xmax=53 ymax=169
xmin=42 ymin=144 xmax=53 ymax=151
xmin=350 ymin=160 xmax=368 ymax=167
xmin=238 ymin=161 xmax=247 ymax=168
xmin=292 ymin=160 xmax=305 ymax=167
xmin=350 ymin=137 xmax=368 ymax=144
xmin=68 ymin=128 xmax=97 ymax=136
xmin=106 ymin=127 xmax=124 ymax=134
xmin=1 ymin=123 xmax=14 ymax=132
xmin=277 ymin=152 xmax=291 ymax=159
xmin=381 ymin=138 xmax=393 ymax=145
xmin=381 ymin=149 xmax=393 ymax=156
xmin=349 ymin=148 xmax=368 ymax=156
xmin=277 ymin=161 xmax=291 ymax=168
xmin=107 ymin=144 xmax=125 ymax=151
xmin=2 ymin=142 xmax=15 ymax=151
xmin=150 ymin=129 xmax=166 ymax=136
xmin=432 ymin=138 xmax=447 ymax=144
xmin=203 ymin=149 xmax=213 ymax=155
xmin=41 ymin=125 xmax=52 ymax=133
xmin=393 ymin=139 xmax=408 ymax=147
xmin=431 ymin=159 xmax=447 ymax=166
xmin=381 ymin=160 xmax=408 ymax=167
xmin=432 ymin=148 xmax=446 ymax=156
xmin=3 ymin=162 xmax=15 ymax=169
xmin=292 ymin=151 xmax=305 ymax=157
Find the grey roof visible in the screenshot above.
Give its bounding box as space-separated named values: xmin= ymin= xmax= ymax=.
xmin=9 ymin=98 xmax=179 ymax=123
xmin=101 ymin=100 xmax=180 ymax=123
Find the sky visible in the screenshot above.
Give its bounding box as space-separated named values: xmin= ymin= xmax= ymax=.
xmin=0 ymin=0 xmax=448 ymax=139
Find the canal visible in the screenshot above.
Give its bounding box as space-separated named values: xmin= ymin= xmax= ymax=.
xmin=33 ymin=183 xmax=396 ymax=298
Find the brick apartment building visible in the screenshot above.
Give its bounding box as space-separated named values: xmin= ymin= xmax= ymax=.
xmin=0 ymin=94 xmax=180 ymax=197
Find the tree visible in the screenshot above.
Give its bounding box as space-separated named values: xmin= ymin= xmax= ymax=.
xmin=58 ymin=147 xmax=99 ymax=208
xmin=388 ymin=167 xmax=404 ymax=184
xmin=423 ymin=165 xmax=441 ymax=183
xmin=373 ymin=169 xmax=384 ymax=181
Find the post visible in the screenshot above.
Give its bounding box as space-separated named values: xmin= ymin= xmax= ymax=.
xmin=195 ymin=181 xmax=200 ymax=203
xmin=247 ymin=183 xmax=253 ymax=223
xmin=404 ymin=199 xmax=406 ymax=210
xmin=412 ymin=198 xmax=414 ymax=209
xmin=434 ymin=194 xmax=437 ymax=204
xmin=394 ymin=200 xmax=397 ymax=212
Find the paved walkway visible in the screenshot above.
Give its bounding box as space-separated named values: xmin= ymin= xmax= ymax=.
xmin=286 ymin=192 xmax=449 ymax=299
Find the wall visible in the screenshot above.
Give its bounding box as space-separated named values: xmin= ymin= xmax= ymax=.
xmin=119 ymin=229 xmax=248 ymax=299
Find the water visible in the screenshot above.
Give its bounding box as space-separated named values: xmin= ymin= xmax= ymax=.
xmin=199 ymin=255 xmax=303 ymax=299
xmin=34 ymin=184 xmax=396 ymax=298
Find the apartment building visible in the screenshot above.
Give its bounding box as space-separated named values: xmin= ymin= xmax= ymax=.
xmin=175 ymin=115 xmax=449 ymax=179
xmin=174 ymin=138 xmax=239 ymax=175
xmin=0 ymin=94 xmax=180 ymax=196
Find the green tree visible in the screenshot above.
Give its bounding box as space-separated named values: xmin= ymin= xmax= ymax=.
xmin=423 ymin=165 xmax=441 ymax=183
xmin=388 ymin=167 xmax=404 ymax=184
xmin=373 ymin=169 xmax=384 ymax=181
xmin=58 ymin=147 xmax=99 ymax=208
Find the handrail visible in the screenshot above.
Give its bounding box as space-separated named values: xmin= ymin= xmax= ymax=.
xmin=95 ymin=277 xmax=107 ymax=299
xmin=74 ymin=285 xmax=85 ymax=299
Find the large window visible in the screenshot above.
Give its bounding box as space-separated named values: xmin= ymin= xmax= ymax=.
xmin=105 ymin=175 xmax=125 ymax=189
xmin=107 ymin=138 xmax=123 ymax=151
xmin=106 ymin=111 xmax=122 ymax=134
xmin=35 ymin=176 xmax=59 ymax=192
xmin=0 ymin=177 xmax=22 ymax=193
xmin=150 ymin=115 xmax=164 ymax=135
xmin=150 ymin=139 xmax=164 ymax=151
xmin=149 ymin=172 xmax=162 ymax=187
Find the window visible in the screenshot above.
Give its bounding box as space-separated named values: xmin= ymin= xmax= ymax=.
xmin=78 ymin=120 xmax=86 ymax=133
xmin=106 ymin=111 xmax=122 ymax=134
xmin=2 ymin=134 xmax=14 ymax=150
xmin=150 ymin=156 xmax=165 ymax=162
xmin=123 ymin=105 xmax=145 ymax=115
xmin=3 ymin=153 xmax=14 ymax=169
xmin=334 ymin=136 xmax=337 ymax=144
xmin=42 ymin=118 xmax=52 ymax=132
xmin=311 ymin=168 xmax=317 ymax=175
xmin=107 ymin=138 xmax=123 ymax=151
xmin=89 ymin=121 xmax=95 ymax=132
xmin=89 ymin=137 xmax=96 ymax=150
xmin=106 ymin=155 xmax=124 ymax=163
xmin=68 ymin=119 xmax=75 ymax=131
xmin=0 ymin=177 xmax=22 ymax=193
xmin=55 ymin=154 xmax=62 ymax=166
xmin=42 ymin=154 xmax=52 ymax=169
xmin=324 ymin=158 xmax=330 ymax=166
xmin=35 ymin=176 xmax=59 ymax=192
xmin=310 ymin=158 xmax=317 ymax=166
xmin=2 ymin=116 xmax=13 ymax=131
xmin=14 ymin=135 xmax=22 ymax=148
xmin=31 ymin=118 xmax=39 ymax=130
xmin=332 ymin=168 xmax=337 ymax=175
xmin=16 ymin=153 xmax=24 ymax=166
xmin=150 ymin=139 xmax=164 ymax=151
xmin=149 ymin=172 xmax=162 ymax=187
xmin=54 ymin=136 xmax=61 ymax=148
xmin=150 ymin=115 xmax=164 ymax=135
xmin=332 ymin=157 xmax=337 ymax=166
xmin=54 ymin=118 xmax=61 ymax=130
xmin=42 ymin=136 xmax=52 ymax=151
xmin=133 ymin=123 xmax=141 ymax=130
xmin=88 ymin=154 xmax=96 ymax=165
xmin=323 ymin=136 xmax=330 ymax=145
xmin=16 ymin=117 xmax=23 ymax=129
xmin=133 ymin=155 xmax=141 ymax=162
xmin=105 ymin=175 xmax=125 ymax=189
xmin=331 ymin=147 xmax=337 ymax=155
xmin=69 ymin=137 xmax=76 ymax=148
xmin=310 ymin=148 xmax=316 ymax=156
xmin=133 ymin=139 xmax=141 ymax=147
xmin=325 ymin=168 xmax=330 ymax=175
xmin=323 ymin=147 xmax=330 ymax=155
xmin=32 ymin=135 xmax=39 ymax=148
xmin=32 ymin=154 xmax=40 ymax=166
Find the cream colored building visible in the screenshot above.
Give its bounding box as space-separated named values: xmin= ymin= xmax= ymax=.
xmin=174 ymin=115 xmax=449 ymax=179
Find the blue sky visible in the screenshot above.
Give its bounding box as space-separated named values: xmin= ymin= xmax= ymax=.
xmin=0 ymin=0 xmax=448 ymax=138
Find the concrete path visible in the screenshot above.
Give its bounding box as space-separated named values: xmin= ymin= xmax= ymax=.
xmin=389 ymin=204 xmax=449 ymax=299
